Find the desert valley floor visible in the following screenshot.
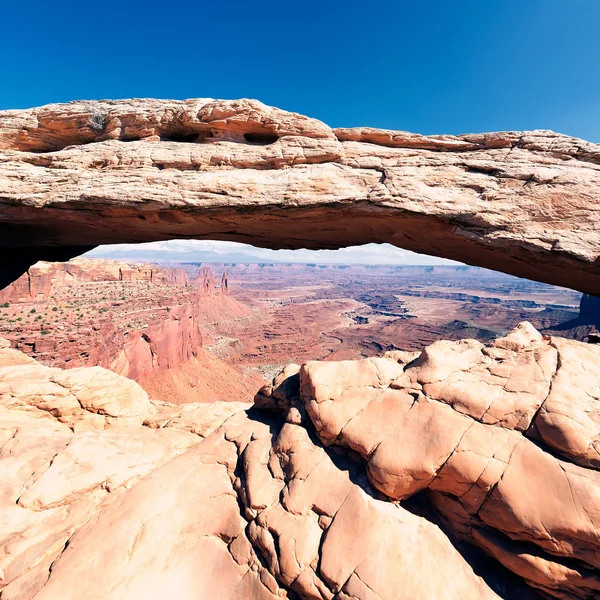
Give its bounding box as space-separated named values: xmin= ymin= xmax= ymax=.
xmin=0 ymin=258 xmax=591 ymax=405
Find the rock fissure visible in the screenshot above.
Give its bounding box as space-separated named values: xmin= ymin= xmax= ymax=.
xmin=292 ymin=324 xmax=600 ymax=599
xmin=1 ymin=325 xmax=598 ymax=599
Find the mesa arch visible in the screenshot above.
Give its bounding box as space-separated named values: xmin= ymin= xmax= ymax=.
xmin=0 ymin=98 xmax=599 ymax=293
xmin=2 ymin=99 xmax=600 ymax=600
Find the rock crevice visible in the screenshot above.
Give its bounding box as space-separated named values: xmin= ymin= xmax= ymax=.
xmin=2 ymin=323 xmax=600 ymax=598
xmin=292 ymin=323 xmax=600 ymax=599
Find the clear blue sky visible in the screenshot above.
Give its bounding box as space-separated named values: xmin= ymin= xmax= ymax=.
xmin=2 ymin=0 xmax=599 ymax=140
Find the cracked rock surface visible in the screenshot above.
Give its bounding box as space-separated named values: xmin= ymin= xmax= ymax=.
xmin=0 ymin=338 xmax=497 ymax=600
xmin=1 ymin=324 xmax=599 ymax=599
xmin=1 ymin=99 xmax=600 ymax=294
xmin=301 ymin=323 xmax=600 ymax=599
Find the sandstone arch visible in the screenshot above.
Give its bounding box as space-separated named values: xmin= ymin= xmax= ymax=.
xmin=3 ymin=99 xmax=600 ymax=600
xmin=1 ymin=98 xmax=599 ymax=293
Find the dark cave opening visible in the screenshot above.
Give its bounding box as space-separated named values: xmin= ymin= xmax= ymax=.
xmin=243 ymin=132 xmax=279 ymax=145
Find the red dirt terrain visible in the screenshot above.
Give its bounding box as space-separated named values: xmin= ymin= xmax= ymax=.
xmin=173 ymin=262 xmax=586 ymax=375
xmin=0 ymin=259 xmax=590 ymax=404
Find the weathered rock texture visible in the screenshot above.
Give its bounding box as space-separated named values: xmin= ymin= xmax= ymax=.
xmin=1 ymin=99 xmax=600 ymax=294
xmin=2 ymin=323 xmax=599 ymax=599
xmin=0 ymin=259 xmax=260 ymax=404
xmin=298 ymin=323 xmax=600 ymax=600
xmin=2 ymin=98 xmax=600 ymax=600
xmin=0 ymin=259 xmax=189 ymax=304
xmin=0 ymin=338 xmax=498 ymax=600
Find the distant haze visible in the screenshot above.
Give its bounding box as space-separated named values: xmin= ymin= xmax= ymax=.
xmin=85 ymin=241 xmax=461 ymax=266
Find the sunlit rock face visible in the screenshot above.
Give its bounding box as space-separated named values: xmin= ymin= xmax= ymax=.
xmin=0 ymin=259 xmax=189 ymax=304
xmin=0 ymin=258 xmax=260 ymax=404
xmin=298 ymin=323 xmax=600 ymax=600
xmin=1 ymin=323 xmax=600 ymax=599
xmin=1 ymin=98 xmax=600 ymax=294
xmin=0 ymin=338 xmax=498 ymax=600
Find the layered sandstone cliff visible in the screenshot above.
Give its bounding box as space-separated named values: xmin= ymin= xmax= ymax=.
xmin=0 ymin=259 xmax=260 ymax=403
xmin=0 ymin=259 xmax=188 ymax=304
xmin=1 ymin=324 xmax=599 ymax=600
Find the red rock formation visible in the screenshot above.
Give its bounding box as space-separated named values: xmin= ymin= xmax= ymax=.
xmin=1 ymin=97 xmax=599 ymax=600
xmin=0 ymin=261 xmax=65 ymax=303
xmin=198 ymin=266 xmax=215 ymax=294
xmin=0 ymin=258 xmax=189 ymax=303
xmin=221 ymin=271 xmax=229 ymax=294
xmin=6 ymin=327 xmax=596 ymax=599
xmin=0 ymin=339 xmax=501 ymax=600
xmin=0 ymin=259 xmax=260 ymax=403
xmin=92 ymin=302 xmax=203 ymax=377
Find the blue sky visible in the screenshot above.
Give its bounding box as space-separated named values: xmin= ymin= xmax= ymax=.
xmin=3 ymin=0 xmax=599 ymax=264
xmin=2 ymin=0 xmax=598 ymax=140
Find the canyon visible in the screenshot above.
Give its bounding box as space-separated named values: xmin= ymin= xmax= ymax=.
xmin=0 ymin=98 xmax=600 ymax=600
xmin=0 ymin=258 xmax=261 ymax=404
xmin=193 ymin=262 xmax=589 ymax=367
xmin=1 ymin=258 xmax=591 ymax=402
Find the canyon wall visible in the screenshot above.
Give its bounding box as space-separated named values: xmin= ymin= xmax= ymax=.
xmin=82 ymin=302 xmax=203 ymax=378
xmin=0 ymin=259 xmax=188 ymax=303
xmin=0 ymin=259 xmax=259 ymax=403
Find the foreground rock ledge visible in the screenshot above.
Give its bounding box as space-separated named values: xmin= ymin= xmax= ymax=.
xmin=1 ymin=324 xmax=599 ymax=599
xmin=1 ymin=98 xmax=600 ymax=294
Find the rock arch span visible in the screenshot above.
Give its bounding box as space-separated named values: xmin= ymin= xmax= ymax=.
xmin=2 ymin=99 xmax=600 ymax=600
xmin=0 ymin=98 xmax=599 ymax=293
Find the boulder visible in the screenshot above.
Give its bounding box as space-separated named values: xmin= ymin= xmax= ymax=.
xmin=299 ymin=324 xmax=600 ymax=599
xmin=0 ymin=340 xmax=499 ymax=600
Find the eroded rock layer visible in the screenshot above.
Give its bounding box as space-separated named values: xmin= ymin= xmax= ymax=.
xmin=0 ymin=258 xmax=189 ymax=304
xmin=1 ymin=99 xmax=600 ymax=294
xmin=0 ymin=338 xmax=497 ymax=600
xmin=0 ymin=258 xmax=261 ymax=404
xmin=296 ymin=323 xmax=600 ymax=600
xmin=1 ymin=323 xmax=599 ymax=599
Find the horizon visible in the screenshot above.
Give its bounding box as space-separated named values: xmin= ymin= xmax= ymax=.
xmin=85 ymin=241 xmax=464 ymax=266
xmin=0 ymin=3 xmax=598 ymax=596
